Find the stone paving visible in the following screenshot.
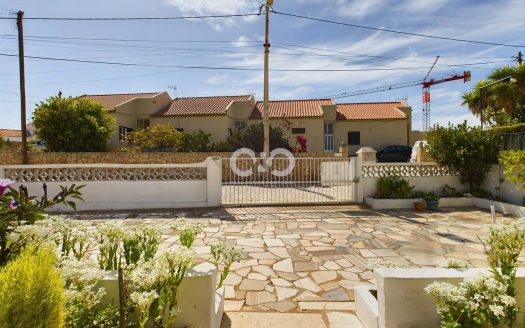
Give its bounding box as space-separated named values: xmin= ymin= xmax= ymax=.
xmin=73 ymin=205 xmax=522 ymax=327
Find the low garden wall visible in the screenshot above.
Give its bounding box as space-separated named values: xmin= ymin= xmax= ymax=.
xmin=362 ymin=268 xmax=525 ymax=328
xmin=0 ymin=158 xmax=222 ymax=211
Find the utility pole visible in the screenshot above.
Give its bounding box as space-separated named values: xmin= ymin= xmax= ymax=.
xmin=518 ymin=51 xmax=523 ymax=65
xmin=263 ymin=0 xmax=273 ymax=156
xmin=17 ymin=11 xmax=28 ymax=165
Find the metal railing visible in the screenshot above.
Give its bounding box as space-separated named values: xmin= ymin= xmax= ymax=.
xmin=221 ymin=157 xmax=356 ymax=205
xmin=502 ymin=132 xmax=525 ymax=150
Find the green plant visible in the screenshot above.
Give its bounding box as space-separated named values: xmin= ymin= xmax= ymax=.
xmin=52 ymin=217 xmax=92 ymax=260
xmin=155 ymin=248 xmax=195 ymax=327
xmin=182 ymin=130 xmax=212 ymax=152
xmin=32 ymin=95 xmax=115 ymax=152
xmin=130 ymin=290 xmax=159 ymax=328
xmin=0 ymin=183 xmax=84 ymax=266
xmin=97 ymin=222 xmax=124 ymax=271
xmin=61 ymin=259 xmax=108 ymax=328
xmin=423 ymin=193 xmax=440 ymax=202
xmin=426 ymin=221 xmax=524 ymax=328
xmin=211 ymin=242 xmax=243 ymax=289
xmin=0 ymin=247 xmax=66 ymax=328
xmin=375 ymin=172 xmax=414 ymax=199
xmin=444 ymin=259 xmax=468 ymax=269
xmin=427 ymin=121 xmax=500 ymax=192
xmin=219 ymin=122 xmax=290 ymax=152
xmin=123 ymin=232 xmax=142 ymax=266
xmin=463 ymin=64 xmax=525 ymax=125
xmin=124 ymin=124 xmax=185 ymax=152
xmin=172 ymin=219 xmax=205 ymax=248
xmin=139 ymin=226 xmax=161 ymax=262
xmin=442 ymin=185 xmax=463 ymax=198
xmin=499 ymin=151 xmax=525 ymax=195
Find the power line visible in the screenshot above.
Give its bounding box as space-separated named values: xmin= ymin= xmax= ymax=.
xmin=0 ymin=53 xmax=440 ymax=72
xmin=271 ymin=10 xmax=525 ymax=49
xmin=0 ymin=12 xmax=261 ymax=21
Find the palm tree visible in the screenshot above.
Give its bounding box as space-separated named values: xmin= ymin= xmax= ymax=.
xmin=462 ymin=64 xmax=525 ymax=125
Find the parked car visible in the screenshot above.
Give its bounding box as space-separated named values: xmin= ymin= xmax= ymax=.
xmin=376 ymin=145 xmax=412 ymax=162
xmin=410 ymin=140 xmax=428 ymax=163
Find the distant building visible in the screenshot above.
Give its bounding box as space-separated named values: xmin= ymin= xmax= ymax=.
xmin=81 ymin=91 xmax=413 ymax=153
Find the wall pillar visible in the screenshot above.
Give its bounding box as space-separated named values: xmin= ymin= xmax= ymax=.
xmin=205 ymin=157 xmax=222 ymax=207
xmin=355 ymin=147 xmax=377 ymax=203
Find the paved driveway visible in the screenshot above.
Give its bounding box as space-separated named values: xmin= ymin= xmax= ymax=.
xmin=73 ymin=205 xmax=521 ymax=324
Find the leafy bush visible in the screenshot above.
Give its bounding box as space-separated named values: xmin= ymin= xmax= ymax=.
xmin=0 ymin=183 xmax=84 ymax=266
xmin=426 ymin=221 xmax=525 ymax=327
xmin=182 ymin=130 xmax=212 ymax=152
xmin=218 ymin=123 xmax=290 ymax=152
xmin=32 ymin=95 xmax=115 ymax=152
xmin=211 ymin=242 xmax=243 ymax=289
xmin=375 ymin=172 xmax=414 ymax=199
xmin=422 ymin=193 xmax=440 ymax=201
xmin=0 ymin=247 xmax=66 ymax=328
xmin=427 ymin=121 xmax=500 ymax=192
xmin=124 ymin=124 xmax=185 ymax=152
xmin=499 ymin=150 xmax=525 ymax=188
xmin=490 ymin=123 xmax=525 ymax=135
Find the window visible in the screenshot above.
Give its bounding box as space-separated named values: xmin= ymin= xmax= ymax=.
xmin=136 ymin=119 xmax=150 ymax=129
xmin=176 ymin=128 xmax=184 ymax=132
xmin=119 ymin=126 xmax=134 ymax=142
xmin=347 ymin=131 xmax=360 ymax=145
xmin=234 ymin=121 xmax=247 ymax=129
xmin=228 ymin=128 xmax=233 ymax=136
xmin=324 ymin=122 xmax=334 ymax=151
xmin=291 ymin=127 xmax=306 ymax=135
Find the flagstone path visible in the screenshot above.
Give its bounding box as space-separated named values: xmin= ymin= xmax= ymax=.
xmin=73 ymin=205 xmax=522 ymax=327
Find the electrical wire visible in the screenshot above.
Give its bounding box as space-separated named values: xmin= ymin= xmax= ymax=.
xmin=271 ymin=10 xmax=525 ymax=49
xmin=0 ymin=13 xmax=261 ymax=21
xmin=0 ymin=53 xmax=440 ymax=72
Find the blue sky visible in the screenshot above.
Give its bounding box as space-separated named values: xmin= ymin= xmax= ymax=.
xmin=0 ymin=0 xmax=523 ymax=131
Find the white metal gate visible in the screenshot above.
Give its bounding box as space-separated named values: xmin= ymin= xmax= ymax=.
xmin=221 ymin=156 xmax=357 ymax=206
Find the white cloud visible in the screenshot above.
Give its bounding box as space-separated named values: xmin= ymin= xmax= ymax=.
xmin=337 ymin=0 xmax=386 ymax=18
xmin=164 ymin=0 xmax=258 ymax=30
xmin=400 ymin=0 xmax=449 ymax=14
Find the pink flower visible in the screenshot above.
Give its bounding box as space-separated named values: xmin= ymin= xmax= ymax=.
xmin=8 ymin=200 xmax=17 ymax=209
xmin=0 ymin=179 xmax=15 ymax=196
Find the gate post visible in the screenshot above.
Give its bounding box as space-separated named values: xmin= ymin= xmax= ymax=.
xmin=205 ymin=157 xmax=222 ymax=207
xmin=355 ymin=147 xmax=377 ymax=203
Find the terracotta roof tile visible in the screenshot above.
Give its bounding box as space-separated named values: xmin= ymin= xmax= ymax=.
xmin=156 ymin=95 xmax=253 ymax=116
xmin=250 ymin=99 xmax=333 ymax=119
xmin=81 ymin=92 xmax=161 ymax=110
xmin=336 ymin=102 xmax=408 ymax=120
xmin=0 ymin=129 xmax=22 ymax=138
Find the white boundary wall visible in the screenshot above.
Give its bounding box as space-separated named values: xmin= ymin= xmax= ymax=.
xmin=0 ymin=157 xmax=222 ymax=211
xmin=355 ymin=148 xmax=524 ymax=207
xmin=372 ymin=268 xmax=525 ymax=328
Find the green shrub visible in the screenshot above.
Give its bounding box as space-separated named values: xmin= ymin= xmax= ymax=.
xmin=499 ymin=150 xmax=525 ymax=188
xmin=427 ymin=121 xmax=500 ymax=192
xmin=32 ymin=95 xmax=115 ymax=152
xmin=0 ymin=247 xmax=66 ymax=328
xmin=490 ymin=123 xmax=525 ymax=135
xmin=124 ymin=124 xmax=185 ymax=152
xmin=220 ymin=123 xmax=290 ymax=152
xmin=182 ymin=130 xmax=212 ymax=152
xmin=375 ymin=172 xmax=414 ymax=199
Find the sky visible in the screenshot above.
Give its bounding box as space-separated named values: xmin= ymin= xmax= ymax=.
xmin=0 ymin=0 xmax=524 ymax=131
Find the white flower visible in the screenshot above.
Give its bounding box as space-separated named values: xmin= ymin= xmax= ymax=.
xmin=489 ymin=304 xmax=505 ymax=318
xmin=130 ymin=290 xmax=158 ymax=312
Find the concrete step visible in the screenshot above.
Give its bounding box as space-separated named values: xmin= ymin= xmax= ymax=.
xmin=221 ymin=312 xmax=364 ymax=328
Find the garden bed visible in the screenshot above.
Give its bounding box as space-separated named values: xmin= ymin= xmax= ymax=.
xmin=358 ymin=268 xmax=525 ymax=328
xmin=99 ymin=263 xmax=224 ymax=328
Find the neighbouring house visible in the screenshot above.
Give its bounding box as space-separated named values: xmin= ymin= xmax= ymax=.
xmin=80 ymin=92 xmax=172 ymax=148
xmin=335 ymin=101 xmax=412 ymax=154
xmin=0 ymin=129 xmax=22 ymax=142
xmin=249 ymin=99 xmax=336 ymax=152
xmin=151 ymin=95 xmax=255 ymax=143
xmin=81 ymin=91 xmax=413 ymax=153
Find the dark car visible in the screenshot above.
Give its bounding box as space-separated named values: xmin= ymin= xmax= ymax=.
xmin=376 ymin=145 xmax=412 ymax=162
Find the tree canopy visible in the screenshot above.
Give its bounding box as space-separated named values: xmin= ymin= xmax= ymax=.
xmin=32 ymin=95 xmax=115 ymax=152
xmin=463 ymin=65 xmax=525 ymax=125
